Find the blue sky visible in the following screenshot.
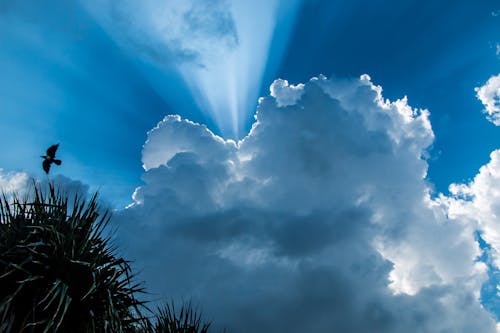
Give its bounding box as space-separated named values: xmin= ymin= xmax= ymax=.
xmin=276 ymin=0 xmax=500 ymax=193
xmin=2 ymin=1 xmax=500 ymax=331
xmin=1 ymin=0 xmax=499 ymax=204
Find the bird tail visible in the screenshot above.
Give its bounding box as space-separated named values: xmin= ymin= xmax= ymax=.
xmin=53 ymin=159 xmax=62 ymax=165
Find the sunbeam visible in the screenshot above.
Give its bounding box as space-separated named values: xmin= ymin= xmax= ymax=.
xmin=81 ymin=0 xmax=303 ymax=139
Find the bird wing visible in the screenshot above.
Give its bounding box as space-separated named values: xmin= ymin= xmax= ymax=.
xmin=42 ymin=159 xmax=51 ymax=174
xmin=46 ymin=144 xmax=59 ymax=158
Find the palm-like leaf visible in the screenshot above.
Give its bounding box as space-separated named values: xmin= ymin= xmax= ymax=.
xmin=140 ymin=302 xmax=212 ymax=333
xmin=0 ymin=183 xmax=146 ymax=332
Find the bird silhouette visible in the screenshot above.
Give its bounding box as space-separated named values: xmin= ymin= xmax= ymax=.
xmin=41 ymin=144 xmax=62 ymax=174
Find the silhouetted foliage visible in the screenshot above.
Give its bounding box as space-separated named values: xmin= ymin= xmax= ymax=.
xmin=0 ymin=182 xmax=222 ymax=332
xmin=141 ymin=302 xmax=212 ymax=333
xmin=0 ymin=184 xmax=145 ymax=332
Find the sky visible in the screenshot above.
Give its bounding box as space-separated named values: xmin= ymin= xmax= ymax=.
xmin=1 ymin=0 xmax=500 ymax=332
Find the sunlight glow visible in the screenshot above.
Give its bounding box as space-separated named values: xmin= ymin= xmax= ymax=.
xmin=81 ymin=0 xmax=303 ymax=139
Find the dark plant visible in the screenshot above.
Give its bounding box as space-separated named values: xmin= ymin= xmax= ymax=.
xmin=142 ymin=302 xmax=211 ymax=333
xmin=0 ymin=184 xmax=145 ymax=332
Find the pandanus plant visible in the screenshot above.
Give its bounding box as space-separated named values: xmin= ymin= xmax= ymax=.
xmin=143 ymin=303 xmax=211 ymax=333
xmin=0 ymin=183 xmax=218 ymax=333
xmin=0 ymin=184 xmax=145 ymax=332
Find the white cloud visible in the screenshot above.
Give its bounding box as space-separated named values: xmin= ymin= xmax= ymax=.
xmin=476 ymin=74 xmax=500 ymax=125
xmin=269 ymin=78 xmax=304 ymax=107
xmin=115 ymin=75 xmax=498 ymax=332
xmin=141 ymin=115 xmax=236 ymax=171
xmin=446 ymin=150 xmax=500 ymax=268
xmin=0 ymin=169 xmax=30 ymax=197
xmin=440 ymin=149 xmax=500 ymax=327
xmin=0 ymin=169 xmax=90 ymax=205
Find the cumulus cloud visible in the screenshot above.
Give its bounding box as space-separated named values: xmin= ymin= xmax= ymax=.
xmin=440 ymin=149 xmax=500 ymax=323
xmin=269 ymin=79 xmax=304 ymax=107
xmin=115 ymin=75 xmax=497 ymax=332
xmin=476 ymin=74 xmax=500 ymax=125
xmin=0 ymin=169 xmax=90 ymax=205
xmin=0 ymin=169 xmax=30 ymax=197
xmin=446 ymin=150 xmax=500 ymax=268
xmin=0 ymin=169 xmax=29 ymax=192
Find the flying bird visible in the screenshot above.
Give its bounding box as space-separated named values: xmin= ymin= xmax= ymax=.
xmin=41 ymin=144 xmax=62 ymax=174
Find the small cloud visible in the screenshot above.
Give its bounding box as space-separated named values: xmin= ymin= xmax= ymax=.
xmin=0 ymin=169 xmax=30 ymax=197
xmin=492 ymin=10 xmax=500 ymax=17
xmin=0 ymin=169 xmax=89 ymax=199
xmin=269 ymin=78 xmax=305 ymax=107
xmin=475 ymin=74 xmax=500 ymax=125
